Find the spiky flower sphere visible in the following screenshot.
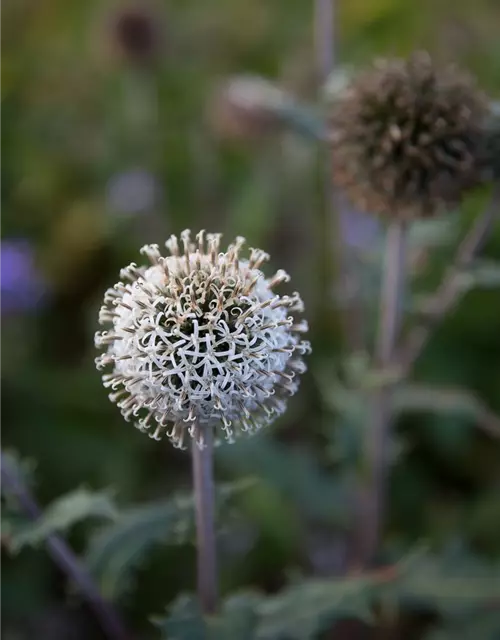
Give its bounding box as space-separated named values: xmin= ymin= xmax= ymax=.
xmin=95 ymin=231 xmax=310 ymax=449
xmin=329 ymin=52 xmax=488 ymax=220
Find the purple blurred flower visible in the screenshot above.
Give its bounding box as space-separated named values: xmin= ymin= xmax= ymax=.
xmin=1 ymin=240 xmax=46 ymax=315
xmin=106 ymin=168 xmax=161 ymax=216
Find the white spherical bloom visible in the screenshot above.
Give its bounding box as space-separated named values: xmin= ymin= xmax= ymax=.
xmin=95 ymin=230 xmax=311 ymax=449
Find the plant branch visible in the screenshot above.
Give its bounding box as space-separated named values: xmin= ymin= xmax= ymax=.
xmin=397 ymin=185 xmax=500 ymax=376
xmin=1 ymin=453 xmax=130 ymax=640
xmin=192 ymin=428 xmax=218 ymax=614
xmin=356 ymin=222 xmax=408 ymax=568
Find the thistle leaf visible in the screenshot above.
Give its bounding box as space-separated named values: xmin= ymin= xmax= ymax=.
xmin=157 ymin=593 xmax=260 ymax=640
xmin=7 ymin=488 xmax=118 ymax=553
xmin=85 ymin=480 xmax=252 ymax=600
xmin=392 ymin=385 xmax=500 ymax=439
xmin=424 ymin=611 xmax=500 ymax=640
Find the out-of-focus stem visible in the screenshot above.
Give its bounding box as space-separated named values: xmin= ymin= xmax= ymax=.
xmin=314 ymin=0 xmax=366 ymax=353
xmin=1 ymin=454 xmax=130 ymax=640
xmin=355 ymin=222 xmax=407 ymax=567
xmin=192 ymin=429 xmax=218 ymax=614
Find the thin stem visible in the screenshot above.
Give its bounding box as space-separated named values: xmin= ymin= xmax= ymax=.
xmin=356 ymin=222 xmax=408 ymax=567
xmin=397 ymin=185 xmax=500 ymax=376
xmin=192 ymin=429 xmax=217 ymax=614
xmin=314 ymin=0 xmax=336 ymax=76
xmin=1 ymin=454 xmax=129 ymax=640
xmin=314 ymin=0 xmax=366 ymax=352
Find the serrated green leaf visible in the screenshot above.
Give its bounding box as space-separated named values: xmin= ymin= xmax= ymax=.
xmin=396 ymin=546 xmax=500 ymax=616
xmin=85 ymin=480 xmax=252 ymax=600
xmin=7 ymin=487 xmax=118 ymax=553
xmin=157 ymin=596 xmax=207 ymax=640
xmin=157 ymin=593 xmax=260 ymax=640
xmin=157 ymin=548 xmax=500 ymax=640
xmin=255 ymin=578 xmax=374 ymax=640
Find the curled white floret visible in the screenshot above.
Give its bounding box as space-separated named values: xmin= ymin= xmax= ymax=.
xmin=95 ymin=230 xmax=311 ymax=449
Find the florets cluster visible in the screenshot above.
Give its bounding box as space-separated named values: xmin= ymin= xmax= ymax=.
xmin=329 ymin=52 xmax=488 ymax=220
xmin=95 ymin=231 xmax=310 ymax=449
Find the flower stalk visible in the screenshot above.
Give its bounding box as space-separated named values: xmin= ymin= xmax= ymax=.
xmin=356 ymin=221 xmax=408 ymax=567
xmin=192 ymin=429 xmax=218 ymax=614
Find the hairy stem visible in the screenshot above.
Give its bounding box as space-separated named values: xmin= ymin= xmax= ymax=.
xmin=397 ymin=185 xmax=500 ymax=376
xmin=1 ymin=454 xmax=130 ymax=640
xmin=192 ymin=429 xmax=218 ymax=614
xmin=356 ymin=222 xmax=408 ymax=567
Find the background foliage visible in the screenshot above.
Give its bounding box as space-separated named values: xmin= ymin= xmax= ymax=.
xmin=2 ymin=0 xmax=500 ymax=638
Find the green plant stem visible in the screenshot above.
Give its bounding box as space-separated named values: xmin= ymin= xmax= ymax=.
xmin=192 ymin=429 xmax=218 ymax=614
xmin=356 ymin=221 xmax=408 ymax=567
xmin=397 ymin=185 xmax=500 ymax=376
xmin=1 ymin=453 xmax=130 ymax=640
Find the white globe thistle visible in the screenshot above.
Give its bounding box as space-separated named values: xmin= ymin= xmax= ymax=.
xmin=95 ymin=230 xmax=311 ymax=449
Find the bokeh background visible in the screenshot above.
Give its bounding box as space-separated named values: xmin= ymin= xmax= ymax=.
xmin=2 ymin=0 xmax=500 ymax=638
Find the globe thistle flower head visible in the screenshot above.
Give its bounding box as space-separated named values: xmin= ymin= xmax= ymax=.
xmin=329 ymin=52 xmax=488 ymax=220
xmin=95 ymin=231 xmax=310 ymax=449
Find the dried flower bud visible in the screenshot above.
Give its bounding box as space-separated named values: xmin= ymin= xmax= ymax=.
xmin=95 ymin=231 xmax=310 ymax=449
xmin=329 ymin=52 xmax=488 ymax=220
xmin=111 ymin=4 xmax=162 ymax=66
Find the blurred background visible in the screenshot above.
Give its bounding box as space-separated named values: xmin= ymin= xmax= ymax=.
xmin=2 ymin=0 xmax=500 ymax=638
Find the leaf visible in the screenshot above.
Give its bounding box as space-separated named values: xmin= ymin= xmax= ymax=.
xmin=216 ymin=435 xmax=350 ymax=528
xmin=7 ymin=488 xmax=118 ymax=553
xmin=254 ymin=578 xmax=374 ymax=640
xmin=157 ymin=548 xmax=500 ymax=640
xmin=395 ymin=545 xmax=500 ymax=617
xmin=157 ymin=592 xmax=260 ymax=640
xmin=392 ymin=385 xmax=500 ymax=439
xmin=458 ymin=259 xmax=500 ymax=289
xmin=1 ymin=450 xmax=37 ymax=503
xmin=158 ymin=578 xmax=374 ymax=640
xmin=85 ymin=481 xmax=252 ymax=600
xmin=1 ymin=509 xmax=30 ymax=549
xmin=424 ymin=610 xmax=500 ymax=640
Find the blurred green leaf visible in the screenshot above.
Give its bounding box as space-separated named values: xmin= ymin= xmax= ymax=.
xmin=157 ymin=592 xmax=260 ymax=640
xmin=425 ymin=610 xmax=500 ymax=640
xmin=85 ymin=480 xmax=253 ymax=600
xmin=459 ymin=259 xmax=500 ymax=289
xmin=393 ymin=385 xmax=500 ymax=439
xmin=158 ymin=547 xmax=500 ymax=640
xmin=216 ymin=436 xmax=350 ymax=528
xmin=6 ymin=487 xmax=118 ymax=553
